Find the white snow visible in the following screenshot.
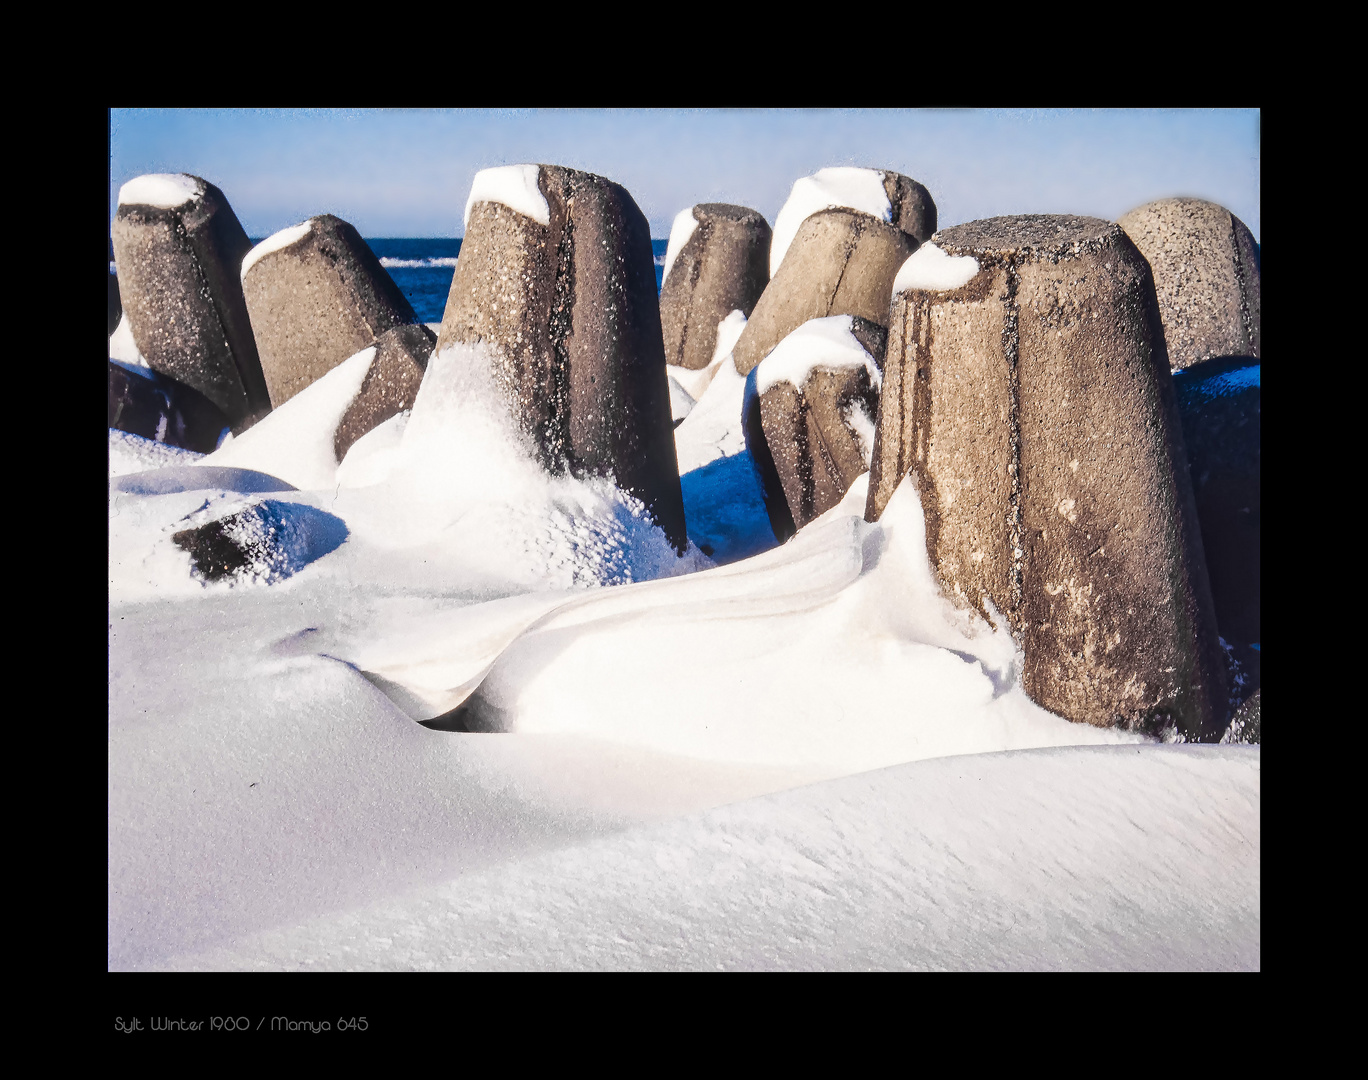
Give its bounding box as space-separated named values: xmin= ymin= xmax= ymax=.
xmin=118 ymin=173 xmax=202 ymax=209
xmin=770 ymin=167 xmax=891 ymax=278
xmin=241 ymin=221 xmax=313 ymax=280
xmin=109 ymin=313 xmax=150 ymax=370
xmin=672 ymin=338 xmax=749 ymax=474
xmin=137 ymin=745 xmax=1259 ymax=971
xmin=463 ymin=164 xmax=550 ymax=229
xmin=667 ymin=309 xmax=748 ymax=404
xmin=661 ymin=206 xmax=700 ymax=288
xmin=197 ymin=345 xmax=375 ymax=489
xmin=892 ymin=242 xmax=981 ymax=295
xmin=109 ymin=294 xmax=1259 ymax=971
xmin=755 ymin=314 xmax=881 ymax=395
xmin=108 ymin=429 xmax=203 ymax=477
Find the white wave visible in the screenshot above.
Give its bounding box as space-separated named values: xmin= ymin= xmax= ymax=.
xmin=378 ymin=257 xmax=460 ymax=269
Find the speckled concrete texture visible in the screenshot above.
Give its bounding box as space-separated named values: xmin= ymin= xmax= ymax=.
xmin=436 ymin=165 xmax=686 ymax=553
xmin=112 ymin=176 xmax=269 ymax=433
xmin=866 ymin=215 xmax=1227 ymax=739
xmin=659 ymin=203 xmax=770 ymax=371
xmin=243 ymin=215 xmax=416 ymax=409
xmin=1117 ymin=198 xmax=1260 ymax=370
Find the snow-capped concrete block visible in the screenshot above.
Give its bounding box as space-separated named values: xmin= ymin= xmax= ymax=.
xmin=108 ymin=361 xmax=230 ymax=454
xmin=865 ymin=214 xmax=1227 ymax=740
xmin=1116 ymin=198 xmax=1260 ymax=370
xmin=731 ymin=208 xmax=918 ymax=378
xmin=437 ymin=164 xmax=686 ymax=553
xmin=1173 ymin=357 xmax=1260 ymax=696
xmin=659 ymin=203 xmax=771 ymax=371
xmin=111 ymin=174 xmax=270 ymax=433
xmin=746 ymin=316 xmax=885 ymax=531
xmin=333 ymin=323 xmax=435 ymax=462
xmin=242 ymin=214 xmax=418 ymax=409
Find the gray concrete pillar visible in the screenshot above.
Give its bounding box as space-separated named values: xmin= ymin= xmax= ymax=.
xmin=111 ymin=174 xmax=270 ymax=433
xmin=437 ymin=165 xmax=686 ymax=553
xmin=866 ymin=215 xmax=1227 ymax=739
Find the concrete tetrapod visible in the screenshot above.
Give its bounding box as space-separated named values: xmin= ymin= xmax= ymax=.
xmin=436 ymin=164 xmax=686 ymax=553
xmin=659 ymin=204 xmax=771 ymax=371
xmin=1116 ymin=197 xmax=1260 ymax=371
xmin=111 ymin=174 xmax=270 ymax=433
xmin=865 ymin=215 xmax=1228 ymax=740
xmin=744 ymin=316 xmax=886 ymax=536
xmin=242 ymin=215 xmax=418 ymax=409
xmin=333 ymin=323 xmax=435 ymax=462
xmin=731 ymin=170 xmax=935 ymax=378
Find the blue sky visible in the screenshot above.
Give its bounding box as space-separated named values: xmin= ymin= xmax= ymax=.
xmin=110 ymin=109 xmax=1259 ymax=241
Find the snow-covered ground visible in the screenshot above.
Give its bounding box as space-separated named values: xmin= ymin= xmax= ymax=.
xmin=109 ymin=333 xmax=1259 ymax=971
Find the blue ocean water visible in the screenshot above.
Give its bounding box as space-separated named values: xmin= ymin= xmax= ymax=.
xmin=363 ymin=238 xmax=669 ymax=324
xmin=119 ymin=238 xmax=670 ymax=326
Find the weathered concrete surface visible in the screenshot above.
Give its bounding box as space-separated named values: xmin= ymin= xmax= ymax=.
xmin=1173 ymin=356 xmax=1260 ymax=699
xmin=108 ymin=361 xmax=230 ymax=453
xmin=243 ymin=215 xmax=417 ymax=409
xmin=108 ymin=272 xmax=122 ymax=335
xmin=1116 ymin=198 xmax=1260 ymax=370
xmin=881 ymin=171 xmax=937 ymax=246
xmin=749 ymin=317 xmax=886 ymax=530
xmin=659 ymin=204 xmax=770 ymax=371
xmin=437 ymin=165 xmax=686 ymax=552
xmin=732 ymin=210 xmax=918 ymax=377
xmin=333 ymin=323 xmax=435 ymax=462
xmin=866 ymin=214 xmax=1227 ymax=739
xmin=112 ymin=175 xmax=270 ymax=433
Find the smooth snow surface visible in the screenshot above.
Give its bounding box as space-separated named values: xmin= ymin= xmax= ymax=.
xmin=241 ymin=221 xmax=313 ymax=280
xmin=199 ymin=345 xmax=375 ymax=489
xmin=770 ymin=167 xmax=891 ymax=278
xmin=755 ymin=315 xmax=881 ymax=395
xmin=118 ymin=173 xmax=202 ymax=209
xmin=109 ymin=313 xmax=150 ymax=369
xmin=892 ymin=242 xmax=981 ymax=294
xmin=661 ymin=206 xmax=700 ymax=288
xmin=464 ymin=165 xmax=549 ymax=229
xmin=122 ymin=742 xmax=1258 ymax=971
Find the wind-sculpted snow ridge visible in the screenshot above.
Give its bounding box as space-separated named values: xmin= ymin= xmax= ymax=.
xmin=109 ymin=340 xmax=708 ymax=604
xmin=136 ymin=744 xmax=1259 ymax=972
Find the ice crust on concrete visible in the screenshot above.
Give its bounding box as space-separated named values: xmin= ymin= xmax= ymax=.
xmin=661 ymin=206 xmax=700 ymax=288
xmin=892 ymin=242 xmax=981 ymax=294
xmin=770 ymin=167 xmax=891 ymax=278
xmin=240 ymin=221 xmax=313 ymax=280
xmin=755 ymin=315 xmax=881 ymax=394
xmin=118 ymin=173 xmax=203 ymax=209
xmin=463 ymin=165 xmax=550 ymax=229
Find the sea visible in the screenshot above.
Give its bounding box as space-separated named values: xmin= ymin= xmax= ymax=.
xmin=109 ymin=238 xmax=671 ymax=325
xmin=274 ymin=237 xmax=668 ymax=325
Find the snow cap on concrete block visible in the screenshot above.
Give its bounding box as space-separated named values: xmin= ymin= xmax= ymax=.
xmin=662 ymin=206 xmax=700 ymax=288
xmin=464 ymin=164 xmax=550 ymax=229
xmin=118 ymin=173 xmax=203 ymax=209
xmin=756 ymin=315 xmax=881 ymax=395
xmin=770 ymin=167 xmax=891 ymax=278
xmin=241 ymin=221 xmax=312 ymax=280
xmin=893 ymin=243 xmax=981 ymax=295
